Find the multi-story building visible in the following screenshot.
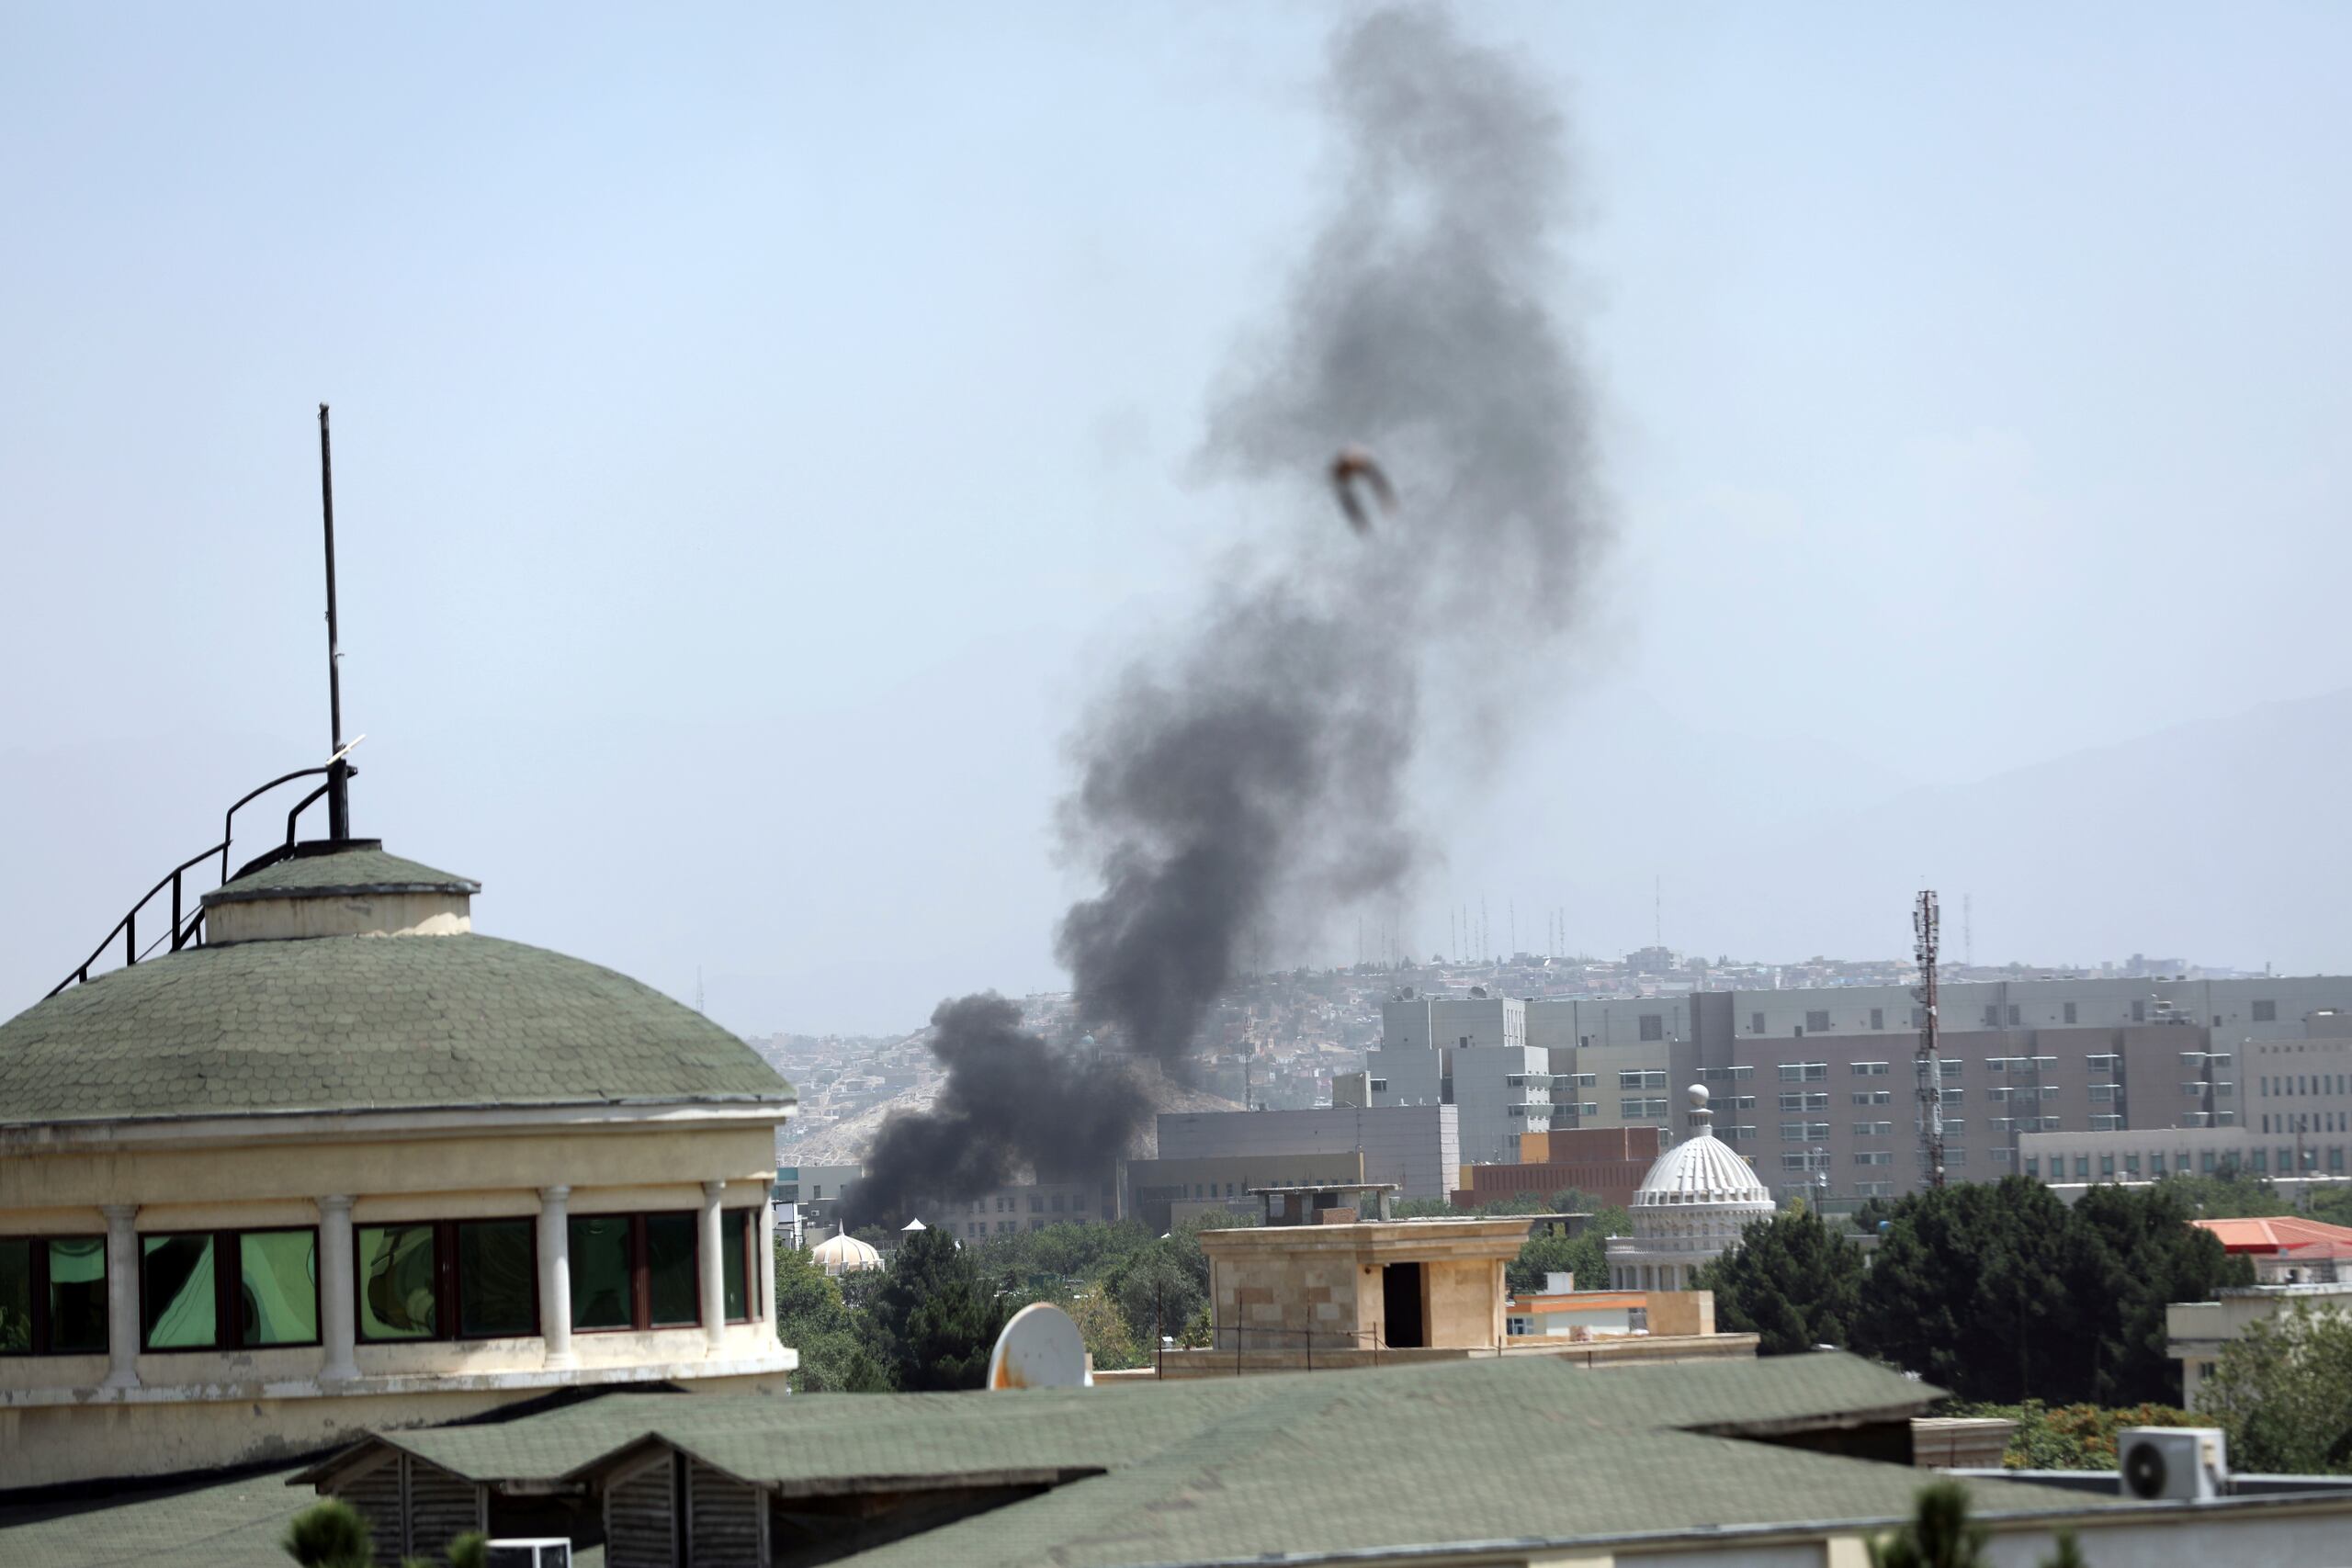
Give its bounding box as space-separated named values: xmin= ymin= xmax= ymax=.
xmin=1370 ymin=994 xmax=1551 ymax=1163
xmin=938 ymin=1179 xmax=1117 ymax=1242
xmin=1378 ymin=975 xmax=2352 ymax=1203
xmin=2022 ymin=1029 xmax=2352 ymax=1193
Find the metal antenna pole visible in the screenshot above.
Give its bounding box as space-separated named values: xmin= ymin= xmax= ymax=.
xmin=1915 ymin=890 xmax=1946 ymax=1190
xmin=319 ymin=403 xmax=351 ymax=841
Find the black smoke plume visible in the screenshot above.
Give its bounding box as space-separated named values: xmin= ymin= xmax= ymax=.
xmin=845 ymin=8 xmax=1606 ymax=1228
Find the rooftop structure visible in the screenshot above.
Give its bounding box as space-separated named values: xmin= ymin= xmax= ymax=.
xmin=2194 ymin=1215 xmax=2352 ymax=1284
xmin=809 ymin=1230 xmax=883 ymax=1278
xmin=18 ymin=1356 xmax=2352 ymax=1567
xmin=0 ymin=840 xmax=797 ymax=1490
xmin=1606 ymin=1085 xmax=1776 ymax=1291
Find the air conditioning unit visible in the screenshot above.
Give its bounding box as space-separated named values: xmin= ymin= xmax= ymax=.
xmin=2118 ymin=1427 xmax=2229 ymax=1501
xmin=483 ymin=1540 xmax=572 ymax=1568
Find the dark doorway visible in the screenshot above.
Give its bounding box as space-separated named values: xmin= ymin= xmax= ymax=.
xmin=1382 ymin=1262 xmax=1424 ymax=1348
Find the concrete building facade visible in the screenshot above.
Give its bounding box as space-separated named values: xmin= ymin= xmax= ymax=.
xmin=1371 ymin=996 xmax=1553 ymax=1165
xmin=1154 ymin=1106 xmax=1460 ymax=1201
xmin=1391 ymin=975 xmax=2352 ymax=1203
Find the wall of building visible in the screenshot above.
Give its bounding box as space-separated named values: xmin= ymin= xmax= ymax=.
xmin=1155 ymin=1107 xmax=1459 ymax=1200
xmin=1199 ymin=1219 xmax=1526 ymax=1353
xmin=2169 ymin=1283 xmax=2352 ymax=1408
xmin=940 ymin=1179 xmax=1117 ymax=1241
xmin=0 ymin=1114 xmax=788 ymax=1488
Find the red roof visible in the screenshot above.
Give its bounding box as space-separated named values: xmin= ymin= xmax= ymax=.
xmin=2194 ymin=1216 xmax=2352 ymax=1258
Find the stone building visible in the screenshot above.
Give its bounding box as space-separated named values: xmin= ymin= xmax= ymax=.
xmin=1606 ymin=1086 xmax=1776 ymax=1291
xmin=0 ymin=840 xmax=797 ymax=1489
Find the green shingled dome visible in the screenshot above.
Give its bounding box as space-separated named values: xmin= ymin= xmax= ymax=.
xmin=0 ymin=935 xmax=791 ymax=1125
xmin=201 ymin=842 xmax=481 ymax=906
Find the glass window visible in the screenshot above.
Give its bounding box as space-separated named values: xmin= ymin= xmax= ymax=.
xmin=359 ymin=1224 xmax=439 ymax=1340
xmin=48 ymin=1239 xmax=107 ymax=1352
xmin=141 ymin=1234 xmax=217 ymax=1349
xmin=457 ymin=1221 xmax=537 ymax=1338
xmin=0 ymin=1240 xmax=29 ymax=1353
xmin=570 ymin=1217 xmax=635 ymax=1331
xmin=646 ymin=1215 xmax=699 ymax=1327
xmin=238 ymin=1230 xmax=318 ymax=1347
xmin=722 ymin=1212 xmax=750 ymax=1324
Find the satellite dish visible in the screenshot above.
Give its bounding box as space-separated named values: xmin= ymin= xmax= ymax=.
xmin=987 ymin=1302 xmax=1091 ymax=1391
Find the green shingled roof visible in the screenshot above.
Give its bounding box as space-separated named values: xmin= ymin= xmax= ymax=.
xmin=0 ymin=1467 xmax=612 ymax=1568
xmin=0 ymin=934 xmax=791 ymax=1124
xmin=286 ymin=1357 xmax=2119 ymax=1568
xmin=203 ymin=841 xmax=480 ymax=905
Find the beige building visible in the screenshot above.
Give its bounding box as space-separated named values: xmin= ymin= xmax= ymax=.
xmin=1113 ymin=1182 xmax=1757 ymax=1380
xmin=2169 ymin=1281 xmax=2352 ymax=1408
xmin=0 ymin=841 xmax=797 ymax=1489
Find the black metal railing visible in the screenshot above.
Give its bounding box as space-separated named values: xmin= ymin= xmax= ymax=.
xmin=1156 ymin=1324 xmax=1421 ymax=1379
xmin=47 ymin=762 xmax=345 ymax=998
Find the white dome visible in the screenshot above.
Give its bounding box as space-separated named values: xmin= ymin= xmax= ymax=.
xmin=1605 ymin=1086 xmax=1776 ymax=1293
xmin=1633 ymin=1085 xmax=1772 ymax=1207
xmin=810 ymin=1231 xmax=883 ymax=1276
xmin=1634 ymin=1133 xmax=1773 ymax=1207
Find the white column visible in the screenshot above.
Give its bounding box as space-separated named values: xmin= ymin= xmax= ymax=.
xmin=699 ymin=1180 xmax=728 ymax=1354
xmin=757 ymin=1190 xmax=777 ymax=1330
xmin=101 ymin=1203 xmax=141 ymax=1389
xmin=537 ymin=1185 xmax=575 ymax=1369
xmin=318 ymin=1195 xmax=359 ymax=1382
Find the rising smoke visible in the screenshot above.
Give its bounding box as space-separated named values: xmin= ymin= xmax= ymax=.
xmin=844 ymin=7 xmax=1606 ymax=1228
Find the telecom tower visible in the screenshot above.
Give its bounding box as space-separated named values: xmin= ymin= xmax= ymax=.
xmin=1914 ymin=889 xmax=1947 ymax=1190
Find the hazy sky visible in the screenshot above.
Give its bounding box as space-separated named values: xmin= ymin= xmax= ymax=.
xmin=6 ymin=5 xmax=2348 ymax=1033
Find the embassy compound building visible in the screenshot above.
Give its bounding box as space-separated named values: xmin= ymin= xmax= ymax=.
xmin=1376 ymin=976 xmax=2352 ymax=1202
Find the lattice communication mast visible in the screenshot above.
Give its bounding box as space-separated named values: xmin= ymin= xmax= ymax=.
xmin=1914 ymin=889 xmax=1947 ymax=1190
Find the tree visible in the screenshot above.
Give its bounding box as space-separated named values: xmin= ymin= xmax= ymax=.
xmin=2154 ymin=1169 xmax=2293 ymax=1219
xmin=861 ymin=1226 xmax=1009 ymax=1392
xmin=1543 ymin=1205 xmax=1632 ymax=1293
xmin=1063 ymin=1289 xmax=1144 ymax=1371
xmin=282 ymin=1500 xmax=372 ymax=1568
xmin=1866 ymin=1480 xmax=1987 ymax=1568
xmin=773 ymin=1244 xmax=888 ymax=1393
xmin=2197 ymin=1301 xmax=2352 ymax=1472
xmin=1855 ymin=1178 xmax=2075 ymax=1404
xmin=2306 ymin=1185 xmax=2352 ymax=1228
xmin=2056 ymin=1183 xmax=2249 ymax=1404
xmin=1696 ymin=1211 xmax=1863 ymax=1355
xmin=1938 ymin=1399 xmax=2198 ymax=1470
xmin=1860 ymin=1179 xmax=2245 ymax=1406
xmin=1104 ymin=1235 xmax=1207 ymax=1348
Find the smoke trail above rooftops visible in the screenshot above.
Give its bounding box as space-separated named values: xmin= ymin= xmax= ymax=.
xmin=846 ymin=7 xmax=1607 ymax=1227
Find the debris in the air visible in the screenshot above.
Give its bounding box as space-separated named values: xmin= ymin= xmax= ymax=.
xmin=1329 ymin=446 xmax=1395 ymax=535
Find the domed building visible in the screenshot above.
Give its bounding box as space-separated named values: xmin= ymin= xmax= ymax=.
xmin=0 ymin=836 xmax=798 ymax=1489
xmin=809 ymin=1229 xmax=883 ymax=1278
xmin=1606 ymin=1085 xmax=1775 ymax=1291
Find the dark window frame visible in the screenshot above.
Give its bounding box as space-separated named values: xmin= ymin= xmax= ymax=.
xmin=138 ymin=1226 xmax=322 ymax=1354
xmin=721 ymin=1208 xmax=758 ymax=1325
xmin=354 ymin=1218 xmax=542 ymax=1346
xmin=0 ymin=1234 xmax=108 ymax=1358
xmin=569 ymin=1212 xmax=701 ymax=1334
